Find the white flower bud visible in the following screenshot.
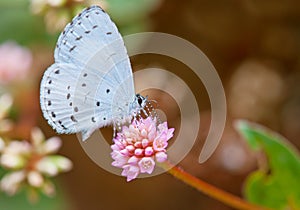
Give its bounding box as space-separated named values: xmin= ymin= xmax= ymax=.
xmin=31 ymin=127 xmax=44 ymax=147
xmin=36 ymin=157 xmax=58 ymax=176
xmin=42 ymin=137 xmax=62 ymax=154
xmin=0 ymin=170 xmax=25 ymax=195
xmin=42 ymin=180 xmax=55 ymax=197
xmin=27 ymin=171 xmax=44 ymax=187
xmin=55 ymin=156 xmax=73 ymax=172
xmin=0 ymin=153 xmax=26 ymax=169
xmin=5 ymin=141 xmax=31 ymax=155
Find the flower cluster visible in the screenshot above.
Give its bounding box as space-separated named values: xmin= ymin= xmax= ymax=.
xmin=111 ymin=117 xmax=174 ymax=181
xmin=0 ymin=128 xmax=72 ymax=200
xmin=30 ymin=0 xmax=108 ymax=33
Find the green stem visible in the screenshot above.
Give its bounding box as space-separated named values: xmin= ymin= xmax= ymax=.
xmin=159 ymin=161 xmax=272 ymax=210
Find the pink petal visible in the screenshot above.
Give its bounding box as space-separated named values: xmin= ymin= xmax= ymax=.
xmin=128 ymin=156 xmax=139 ymax=164
xmin=153 ymin=133 xmax=168 ymax=151
xmin=111 ymin=144 xmax=121 ymax=151
xmin=112 ymin=155 xmax=128 ymax=167
xmin=122 ymin=165 xmax=140 ymax=182
xmin=141 ymin=129 xmax=147 ymax=137
xmin=143 ymin=117 xmax=152 ymax=127
xmin=148 ymin=129 xmax=156 ymax=141
xmin=134 ymin=141 xmax=142 ymax=148
xmin=155 ymin=152 xmax=167 ymax=162
xmin=167 ymin=128 xmax=175 ymax=140
xmin=144 ymin=147 xmax=154 ymax=156
xmin=42 ymin=137 xmax=62 ymax=154
xmin=134 ymin=148 xmax=143 ymax=156
xmin=138 ymin=157 xmax=155 ymax=174
xmin=125 ymin=145 xmax=135 ymax=152
xmin=120 ymin=149 xmax=129 ymax=156
xmin=141 ymin=139 xmax=149 ymax=148
xmin=111 ymin=151 xmax=128 ymax=167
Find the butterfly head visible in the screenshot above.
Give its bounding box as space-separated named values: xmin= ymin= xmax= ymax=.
xmin=135 ymin=94 xmax=148 ymax=108
xmin=128 ymin=94 xmax=147 ymax=115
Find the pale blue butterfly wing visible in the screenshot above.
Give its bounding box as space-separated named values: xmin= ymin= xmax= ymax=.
xmin=40 ymin=6 xmax=138 ymax=141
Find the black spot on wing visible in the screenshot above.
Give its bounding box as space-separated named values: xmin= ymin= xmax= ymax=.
xmin=75 ymin=36 xmax=82 ymax=41
xmin=69 ymin=46 xmax=76 ymax=52
xmin=71 ymin=115 xmax=77 ymax=122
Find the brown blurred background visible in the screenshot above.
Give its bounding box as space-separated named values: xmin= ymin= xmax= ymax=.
xmin=58 ymin=1 xmax=300 ymax=210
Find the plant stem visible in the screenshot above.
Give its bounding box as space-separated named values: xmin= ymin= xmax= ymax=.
xmin=159 ymin=161 xmax=272 ymax=210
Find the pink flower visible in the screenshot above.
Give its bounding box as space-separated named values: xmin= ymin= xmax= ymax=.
xmin=0 ymin=41 xmax=32 ymax=84
xmin=111 ymin=117 xmax=174 ymax=182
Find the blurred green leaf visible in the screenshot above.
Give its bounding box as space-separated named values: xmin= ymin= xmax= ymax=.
xmin=236 ymin=120 xmax=300 ymax=210
xmin=0 ymin=0 xmax=56 ymax=46
xmin=0 ymin=178 xmax=69 ymax=210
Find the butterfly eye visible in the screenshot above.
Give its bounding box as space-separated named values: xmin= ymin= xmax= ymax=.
xmin=137 ymin=97 xmax=143 ymax=106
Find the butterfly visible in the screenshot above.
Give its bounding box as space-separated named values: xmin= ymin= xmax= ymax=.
xmin=40 ymin=5 xmax=147 ymax=141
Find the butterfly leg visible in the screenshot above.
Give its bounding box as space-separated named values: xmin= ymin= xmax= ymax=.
xmin=147 ymin=101 xmax=161 ymax=124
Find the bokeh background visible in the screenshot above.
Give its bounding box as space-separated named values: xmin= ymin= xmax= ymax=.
xmin=0 ymin=0 xmax=299 ymax=209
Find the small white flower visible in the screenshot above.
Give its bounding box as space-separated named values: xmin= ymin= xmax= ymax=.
xmin=27 ymin=171 xmax=44 ymax=187
xmin=31 ymin=127 xmax=44 ymax=147
xmin=0 ymin=127 xmax=72 ymax=198
xmin=1 ymin=153 xmax=26 ymax=169
xmin=0 ymin=170 xmax=26 ymax=195
xmin=5 ymin=141 xmax=31 ymax=155
xmin=41 ymin=180 xmax=55 ymax=197
xmin=55 ymin=156 xmax=73 ymax=172
xmin=46 ymin=0 xmax=65 ymax=7
xmin=36 ymin=157 xmax=58 ymax=176
xmin=41 ymin=137 xmax=61 ymax=154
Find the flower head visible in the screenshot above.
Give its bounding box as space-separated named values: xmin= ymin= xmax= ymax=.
xmin=111 ymin=117 xmax=174 ymax=181
xmin=0 ymin=128 xmax=72 ymax=200
xmin=0 ymin=41 xmax=32 ymax=84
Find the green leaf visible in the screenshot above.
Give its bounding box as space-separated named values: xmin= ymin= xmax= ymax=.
xmin=0 ymin=0 xmax=56 ymax=46
xmin=235 ymin=120 xmax=300 ymax=210
xmin=0 ymin=178 xmax=69 ymax=210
